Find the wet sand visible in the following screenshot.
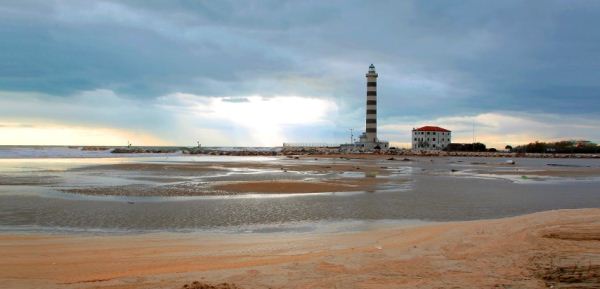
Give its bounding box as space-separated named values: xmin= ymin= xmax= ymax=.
xmin=475 ymin=167 xmax=600 ymax=178
xmin=53 ymin=156 xmax=600 ymax=197
xmin=59 ymin=159 xmax=396 ymax=196
xmin=212 ymin=178 xmax=383 ymax=194
xmin=62 ymin=178 xmax=388 ymax=196
xmin=74 ymin=160 xmax=390 ymax=174
xmin=1 ymin=208 xmax=599 ymax=289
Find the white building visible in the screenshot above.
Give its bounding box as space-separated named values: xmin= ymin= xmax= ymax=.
xmin=412 ymin=126 xmax=451 ymax=150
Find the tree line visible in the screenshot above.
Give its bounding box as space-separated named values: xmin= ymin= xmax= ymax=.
xmin=511 ymin=140 xmax=599 ymax=154
xmin=444 ymin=140 xmax=599 ymax=154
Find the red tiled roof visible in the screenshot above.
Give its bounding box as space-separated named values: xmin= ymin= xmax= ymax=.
xmin=414 ymin=126 xmax=451 ymax=132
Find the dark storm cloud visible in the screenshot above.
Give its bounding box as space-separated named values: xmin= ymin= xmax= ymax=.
xmin=1 ymin=0 xmax=599 ymax=118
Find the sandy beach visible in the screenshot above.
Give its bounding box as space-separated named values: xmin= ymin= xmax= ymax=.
xmin=1 ymin=208 xmax=599 ymax=289
xmin=1 ymin=155 xmax=600 ymax=288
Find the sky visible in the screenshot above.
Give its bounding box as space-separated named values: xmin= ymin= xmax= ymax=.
xmin=1 ymin=0 xmax=599 ymax=148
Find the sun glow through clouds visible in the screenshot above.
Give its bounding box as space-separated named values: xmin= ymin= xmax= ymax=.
xmin=161 ymin=94 xmax=338 ymax=146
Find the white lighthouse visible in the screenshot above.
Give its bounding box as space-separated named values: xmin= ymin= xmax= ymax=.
xmin=355 ymin=64 xmax=389 ymax=150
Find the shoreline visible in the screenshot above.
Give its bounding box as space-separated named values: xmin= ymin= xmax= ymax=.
xmin=1 ymin=208 xmax=599 ymax=288
xmin=1 ymin=146 xmax=600 ymax=159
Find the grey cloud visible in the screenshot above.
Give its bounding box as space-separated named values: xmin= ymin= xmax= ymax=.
xmin=1 ymin=0 xmax=599 ymax=126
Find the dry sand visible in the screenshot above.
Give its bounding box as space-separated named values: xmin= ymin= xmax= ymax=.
xmin=1 ymin=209 xmax=599 ymax=289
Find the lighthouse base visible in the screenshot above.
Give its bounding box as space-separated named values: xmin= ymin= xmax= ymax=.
xmin=354 ymin=141 xmax=389 ymax=150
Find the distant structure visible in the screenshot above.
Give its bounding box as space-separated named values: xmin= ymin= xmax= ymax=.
xmin=354 ymin=64 xmax=389 ymax=150
xmin=412 ymin=126 xmax=451 ymax=150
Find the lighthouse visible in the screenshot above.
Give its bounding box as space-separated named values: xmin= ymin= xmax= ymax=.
xmin=353 ymin=64 xmax=389 ymax=150
xmin=365 ymin=64 xmax=378 ymax=143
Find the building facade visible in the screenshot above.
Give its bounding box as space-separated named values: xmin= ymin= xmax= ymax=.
xmin=412 ymin=126 xmax=451 ymax=150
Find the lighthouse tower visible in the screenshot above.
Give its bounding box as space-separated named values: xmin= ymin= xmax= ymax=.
xmin=365 ymin=64 xmax=378 ymax=143
xmin=349 ymin=64 xmax=388 ymax=151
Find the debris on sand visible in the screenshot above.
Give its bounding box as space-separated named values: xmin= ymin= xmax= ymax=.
xmin=182 ymin=281 xmax=243 ymax=289
xmin=505 ymin=159 xmax=516 ymax=165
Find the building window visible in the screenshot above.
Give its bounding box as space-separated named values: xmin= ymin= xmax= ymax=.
xmin=433 ymin=138 xmax=436 ymax=141
xmin=366 ymin=109 xmax=376 ymax=114
xmin=366 ymin=100 xmax=376 ymax=105
xmin=367 ymin=91 xmax=376 ymax=96
xmin=366 ymin=128 xmax=376 ymax=133
xmin=366 ymin=119 xmax=376 ymax=123
xmin=427 ymin=132 xmax=430 ymax=135
xmin=367 ymin=82 xmax=377 ymax=87
xmin=414 ymin=138 xmax=417 ymax=141
xmin=433 ymin=144 xmax=436 ymax=148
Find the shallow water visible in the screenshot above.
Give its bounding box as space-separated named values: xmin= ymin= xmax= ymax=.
xmin=0 ymin=154 xmax=599 ymax=234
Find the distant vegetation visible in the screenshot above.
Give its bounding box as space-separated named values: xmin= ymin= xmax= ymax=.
xmin=444 ymin=140 xmax=599 ymax=154
xmin=512 ymin=140 xmax=599 ymax=154
xmin=445 ymin=142 xmax=488 ymax=152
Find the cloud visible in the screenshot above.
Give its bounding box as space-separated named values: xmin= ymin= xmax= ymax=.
xmin=0 ymin=89 xmax=339 ymax=146
xmin=0 ymin=122 xmax=168 ymax=146
xmin=0 ymin=89 xmax=171 ymax=130
xmin=1 ymin=88 xmax=598 ymax=147
xmin=1 ymin=1 xmax=599 ymax=145
xmin=158 ymin=93 xmax=339 ymax=146
xmin=1 ymin=1 xmax=599 ymax=115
